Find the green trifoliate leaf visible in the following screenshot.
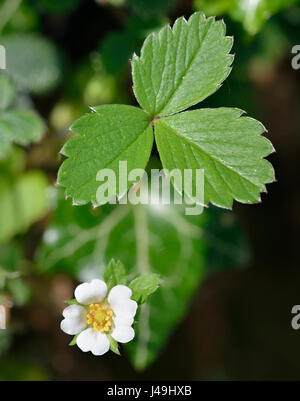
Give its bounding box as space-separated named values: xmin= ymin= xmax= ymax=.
xmin=132 ymin=12 xmax=233 ymax=117
xmin=129 ymin=274 xmax=160 ymax=304
xmin=58 ymin=105 xmax=153 ymax=206
xmin=0 ymin=110 xmax=45 ymax=159
xmin=0 ymin=75 xmax=15 ymax=111
xmin=154 ymin=108 xmax=275 ymax=209
xmin=103 ymin=259 xmax=127 ymax=291
xmin=57 ymin=13 xmax=275 ymax=209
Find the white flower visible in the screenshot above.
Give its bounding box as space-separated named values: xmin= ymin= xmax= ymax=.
xmin=60 ymin=279 xmax=138 ymax=356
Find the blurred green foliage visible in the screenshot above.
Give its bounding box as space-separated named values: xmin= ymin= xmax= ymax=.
xmin=0 ymin=148 xmax=49 ymax=242
xmin=100 ymin=16 xmax=166 ymax=74
xmin=127 ymin=0 xmax=176 ymax=15
xmin=0 ymin=358 xmax=48 ymax=380
xmin=194 ymin=0 xmax=300 ymax=34
xmin=37 ymin=175 xmax=249 ymax=370
xmin=0 ymin=74 xmax=45 ymax=158
xmin=2 ymin=34 xmax=61 ymax=94
xmin=35 ymin=0 xmax=82 ymax=15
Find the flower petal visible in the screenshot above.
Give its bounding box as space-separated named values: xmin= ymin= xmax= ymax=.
xmin=76 ymin=328 xmax=110 ymax=355
xmin=75 ymin=279 xmax=107 ymax=305
xmin=112 ymin=299 xmax=138 ymax=319
xmin=108 ymin=285 xmax=132 ymax=306
xmin=108 ymin=285 xmax=137 ymax=319
xmin=60 ymin=305 xmax=87 ymax=335
xmin=92 ymin=332 xmax=110 ymax=356
xmin=76 ymin=328 xmax=94 ymax=352
xmin=113 ymin=315 xmax=134 ymax=327
xmin=62 ymin=304 xmax=85 ymax=319
xmin=111 ymin=325 xmax=135 ymax=343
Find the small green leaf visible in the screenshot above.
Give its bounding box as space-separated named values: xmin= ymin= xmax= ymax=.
xmin=65 ymin=299 xmax=80 ymax=305
xmin=132 ymin=12 xmax=233 ymax=117
xmin=0 ymin=74 xmax=15 ymax=111
xmin=108 ymin=335 xmax=121 ymax=355
xmin=103 ymin=259 xmax=127 ymax=291
xmin=58 ymin=104 xmax=153 ymax=206
xmin=155 ymin=108 xmax=275 ymax=209
xmin=69 ymin=334 xmax=78 ymax=346
xmin=129 ymin=274 xmax=160 ymax=304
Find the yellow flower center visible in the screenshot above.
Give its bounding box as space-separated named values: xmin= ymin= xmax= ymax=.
xmin=87 ymin=303 xmax=113 ymax=332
